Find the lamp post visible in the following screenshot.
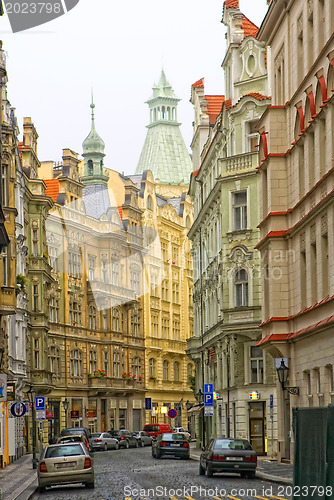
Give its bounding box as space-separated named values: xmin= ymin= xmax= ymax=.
xmin=62 ymin=399 xmax=69 ymax=428
xmin=27 ymin=385 xmax=38 ymax=469
xmin=196 ymin=389 xmax=205 ymax=448
xmin=276 ymin=359 xmax=299 ymax=395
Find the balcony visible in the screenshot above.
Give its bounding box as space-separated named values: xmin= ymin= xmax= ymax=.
xmin=30 ymin=369 xmax=53 ymax=393
xmin=221 ymin=151 xmax=258 ymax=174
xmin=88 ymin=376 xmax=144 ymax=392
xmin=87 ymin=279 xmax=137 ymax=306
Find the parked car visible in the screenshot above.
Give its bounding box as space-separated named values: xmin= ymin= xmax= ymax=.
xmin=108 ymin=430 xmax=139 ymax=448
xmin=132 ymin=431 xmax=153 ymax=447
xmin=143 ymin=423 xmax=171 ymax=439
xmin=152 ymin=432 xmax=190 ymax=460
xmin=199 ymin=438 xmax=257 ymax=478
xmin=57 ymin=434 xmax=89 ymax=450
xmin=90 ymin=432 xmax=119 ymax=451
xmin=172 ymin=427 xmax=190 ymax=440
xmin=37 ymin=442 xmax=94 ymax=492
xmin=60 ymin=428 xmax=92 ymax=451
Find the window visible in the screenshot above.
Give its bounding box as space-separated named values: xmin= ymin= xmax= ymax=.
xmin=147 ymin=195 xmax=153 ymax=210
xmin=235 ymin=269 xmax=248 ymax=307
xmin=102 ymin=310 xmax=109 ymax=331
xmin=68 ymin=252 xmax=81 ymax=277
xmin=33 ymin=284 xmax=39 ymax=312
xmin=89 ymin=350 xmax=97 ymax=373
xmin=113 ymin=348 xmax=120 ymax=377
xmin=112 ymin=260 xmax=119 ymax=286
xmin=32 ymin=229 xmax=39 ymax=257
xmin=112 ymin=308 xmax=120 ymax=331
xmin=172 ymin=319 xmax=180 ymax=340
xmin=1 ymin=164 xmax=8 ymax=205
xmin=101 ymin=260 xmax=108 ymax=283
xmin=149 ymin=358 xmax=156 ymax=378
xmin=246 ymin=121 xmax=259 ymax=153
xmin=1 ymin=247 xmax=8 ymax=286
xmin=162 ymin=280 xmax=169 ymax=301
xmin=151 ymin=314 xmax=159 ymax=337
xmin=172 ymin=246 xmax=179 ymax=265
xmin=250 ymin=346 xmax=263 ymax=383
xmin=187 ymin=363 xmax=193 ymax=379
xmin=88 ymin=256 xmax=96 ymax=282
xmin=306 ymin=371 xmax=311 ymax=396
xmin=103 ymin=351 xmax=109 ymax=375
xmin=232 ymin=191 xmax=247 ymax=231
xmin=49 ymin=346 xmax=60 ymax=375
xmin=130 ymin=270 xmax=140 ymax=294
xmin=174 ymin=361 xmax=180 ymax=382
xmin=70 ymin=349 xmax=82 ymax=377
xmin=70 ymin=301 xmax=81 ymax=326
xmin=150 ymin=273 xmax=158 ymax=297
xmin=161 ymin=241 xmax=168 ymax=262
xmin=162 ymin=318 xmax=169 ymax=339
xmin=49 ymin=297 xmax=59 ymax=323
xmin=49 ymin=246 xmax=58 ymax=271
xmin=89 ymin=306 xmax=97 ymax=330
xmin=33 ymin=338 xmax=40 ymax=369
xmin=130 ymin=308 xmax=140 ymax=336
xmin=88 ymin=159 xmax=93 ymax=176
xmin=163 ymin=360 xmax=169 ymax=380
xmin=172 ymin=282 xmax=179 ymax=303
xmin=131 ymin=357 xmax=141 ymax=378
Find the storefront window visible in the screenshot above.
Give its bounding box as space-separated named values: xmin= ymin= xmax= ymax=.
xmin=110 ymin=409 xmax=116 ymax=430
xmin=119 ymin=410 xmax=127 ymax=429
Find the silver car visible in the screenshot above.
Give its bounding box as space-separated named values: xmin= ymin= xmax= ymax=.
xmin=91 ymin=432 xmax=119 ymax=451
xmin=37 ymin=442 xmax=94 ymax=492
xmin=132 ymin=431 xmax=153 ymax=447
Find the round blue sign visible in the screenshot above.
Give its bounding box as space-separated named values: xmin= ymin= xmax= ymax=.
xmin=11 ymin=402 xmax=27 ymax=417
xmin=168 ymin=409 xmax=177 ymax=419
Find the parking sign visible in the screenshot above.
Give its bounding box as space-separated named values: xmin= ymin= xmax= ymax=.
xmin=35 ymin=396 xmax=45 ymax=410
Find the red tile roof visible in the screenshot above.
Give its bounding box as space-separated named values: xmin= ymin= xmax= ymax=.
xmin=192 ymin=169 xmax=199 ymax=178
xmin=225 ymin=99 xmax=232 ymax=110
xmin=225 ymin=0 xmax=239 ymax=8
xmin=192 ymin=78 xmax=204 ymax=88
xmin=205 ymin=95 xmax=225 ymax=125
xmin=242 ymin=15 xmax=259 ymax=38
xmin=247 ymin=92 xmax=270 ymax=100
xmin=45 ymin=179 xmax=59 ymax=202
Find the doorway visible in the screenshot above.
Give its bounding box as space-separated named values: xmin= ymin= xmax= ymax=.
xmin=249 ymin=401 xmax=266 ymax=454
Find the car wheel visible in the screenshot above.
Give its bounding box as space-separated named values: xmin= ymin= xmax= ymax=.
xmin=37 ymin=486 xmax=46 ymax=493
xmin=114 ymin=442 xmax=119 ymax=450
xmin=125 ymin=440 xmax=129 ymax=449
xmin=141 ymin=440 xmax=145 ymax=447
xmin=206 ymin=462 xmax=214 ymax=477
xmin=199 ymin=462 xmax=205 ymax=475
xmin=104 ymin=443 xmax=108 ymax=451
xmin=248 ymin=471 xmax=256 ymax=479
xmin=85 ymin=482 xmax=95 ymax=489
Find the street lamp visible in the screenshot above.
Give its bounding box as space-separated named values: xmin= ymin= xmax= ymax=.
xmin=0 ymin=347 xmax=4 ymax=370
xmin=27 ymin=385 xmax=38 ymax=469
xmin=196 ymin=389 xmax=206 ymax=448
xmin=276 ymin=359 xmax=299 ymax=395
xmin=62 ymin=399 xmax=69 ymax=428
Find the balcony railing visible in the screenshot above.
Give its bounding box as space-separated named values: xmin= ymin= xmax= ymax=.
xmin=222 ymin=151 xmax=258 ymax=173
xmin=88 ymin=376 xmax=144 ymax=390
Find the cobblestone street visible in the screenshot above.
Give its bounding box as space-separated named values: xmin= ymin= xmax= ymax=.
xmin=32 ymin=447 xmax=292 ymax=500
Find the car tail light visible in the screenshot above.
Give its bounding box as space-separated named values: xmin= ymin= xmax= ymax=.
xmin=212 ymin=454 xmax=225 ymax=461
xmin=84 ymin=457 xmax=92 ymax=469
xmin=160 ymin=441 xmax=167 ymax=447
xmin=244 ymin=456 xmax=257 ymax=462
xmin=39 ymin=461 xmax=48 ymax=472
xmin=182 ymin=442 xmax=189 ymax=448
xmin=120 ymin=436 xmax=124 ymax=440
xmin=94 ymin=439 xmax=102 ymax=442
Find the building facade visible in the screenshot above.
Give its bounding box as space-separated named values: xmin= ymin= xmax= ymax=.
xmin=257 ymin=0 xmax=334 ymax=462
xmin=187 ymin=0 xmax=277 ymax=456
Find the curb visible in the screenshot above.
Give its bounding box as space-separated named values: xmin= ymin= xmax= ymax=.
xmin=190 ymin=454 xmax=293 ymax=486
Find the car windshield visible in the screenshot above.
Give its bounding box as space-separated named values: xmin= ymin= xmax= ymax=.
xmin=161 ymin=433 xmax=186 ymax=441
xmin=144 ymin=425 xmax=160 ymax=432
xmin=91 ymin=433 xmax=101 ymax=438
xmin=60 ymin=436 xmax=82 ymax=442
xmin=213 ymin=439 xmax=252 ymax=450
xmin=110 ymin=431 xmax=121 ymax=436
xmin=61 ymin=429 xmax=84 ymax=436
xmin=45 ymin=444 xmax=84 ymax=458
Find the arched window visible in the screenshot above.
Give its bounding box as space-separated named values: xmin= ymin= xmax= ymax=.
xmin=1 ymin=164 xmax=8 ymax=205
xmin=89 ymin=306 xmax=97 ymax=330
xmin=112 ymin=308 xmax=120 ymax=331
xmin=235 ymin=269 xmax=248 ymax=307
xmin=163 ymin=360 xmax=169 ymax=380
xmin=162 ymin=106 xmax=165 ymax=119
xmin=147 ymin=195 xmax=153 ymax=210
xmin=185 ymin=215 xmax=191 ymax=229
xmin=89 ymin=350 xmax=97 ymax=373
xmin=70 ymin=349 xmax=82 ymax=377
xmin=100 ymin=160 xmax=103 ymax=174
xmin=154 ymin=108 xmax=157 ymax=121
xmin=149 ymin=358 xmax=156 ymax=378
xmin=131 ymin=356 xmax=141 ymax=378
xmin=315 ymin=82 xmax=322 ymax=114
xmin=87 ymin=159 xmax=93 ymax=176
xmin=131 ymin=308 xmax=140 ymax=336
xmin=174 ymin=361 xmax=180 ymax=381
xmin=187 ymin=363 xmax=193 ymax=379
xmin=167 ymin=107 xmax=171 ymax=120
xmin=49 ymin=346 xmax=60 ymax=375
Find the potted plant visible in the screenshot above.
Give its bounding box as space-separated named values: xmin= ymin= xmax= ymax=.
xmin=16 ymin=274 xmax=26 ymax=291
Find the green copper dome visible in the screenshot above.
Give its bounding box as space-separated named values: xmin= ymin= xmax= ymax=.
xmin=136 ymin=70 xmax=192 ymax=185
xmin=82 ymin=100 xmax=105 ymax=155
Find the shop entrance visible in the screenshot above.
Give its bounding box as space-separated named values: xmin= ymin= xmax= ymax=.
xmin=249 ymin=401 xmax=266 ymax=455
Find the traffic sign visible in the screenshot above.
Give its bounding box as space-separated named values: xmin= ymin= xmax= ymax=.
xmin=145 ymin=398 xmax=152 ymax=410
xmin=204 ymin=406 xmax=214 ymax=416
xmin=168 ymin=409 xmax=177 ymax=419
xmin=270 ymin=394 xmax=273 ymax=408
xmin=204 ymin=393 xmax=213 ymax=406
xmin=36 ymin=410 xmax=46 ymax=421
xmin=204 ymin=384 xmax=214 ymax=394
xmin=35 ymin=396 xmax=45 ymax=410
xmin=11 ymin=402 xmax=27 ymax=417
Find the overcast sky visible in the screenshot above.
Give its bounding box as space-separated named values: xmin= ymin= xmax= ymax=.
xmin=1 ymin=0 xmax=268 ymax=176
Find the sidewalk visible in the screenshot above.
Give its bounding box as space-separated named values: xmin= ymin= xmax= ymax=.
xmin=0 ymin=455 xmax=37 ymax=500
xmin=190 ymin=446 xmax=293 ymax=485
